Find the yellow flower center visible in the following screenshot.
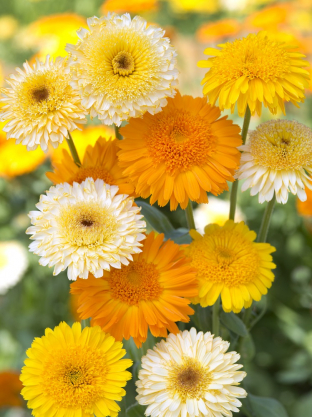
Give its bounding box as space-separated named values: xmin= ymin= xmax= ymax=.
xmin=211 ymin=35 xmax=290 ymax=83
xmin=69 ymin=166 xmax=115 ymax=185
xmin=168 ymin=357 xmax=211 ymax=401
xmin=249 ymin=120 xmax=312 ymax=170
xmin=112 ymin=51 xmax=135 ymax=76
xmin=41 ymin=345 xmax=108 ymax=411
xmin=108 ymin=259 xmax=163 ymax=305
xmin=188 ymin=230 xmax=261 ymax=286
xmin=147 ymin=109 xmax=216 ymax=175
xmin=57 ymin=202 xmax=118 ymax=248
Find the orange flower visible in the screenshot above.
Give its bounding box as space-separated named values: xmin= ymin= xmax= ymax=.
xmin=0 ymin=371 xmax=23 ymax=408
xmin=297 ymin=186 xmax=312 ymax=216
xmin=245 ymin=3 xmax=292 ymax=30
xmin=101 ymin=0 xmax=159 ymax=13
xmin=118 ymin=91 xmax=241 ymax=210
xmin=47 ymin=137 xmax=135 ymax=196
xmin=197 ymin=19 xmax=241 ymax=43
xmin=71 ymin=232 xmax=197 ymax=347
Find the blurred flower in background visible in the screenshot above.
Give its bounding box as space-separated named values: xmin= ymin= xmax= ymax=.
xmin=167 ymin=0 xmax=220 ymax=13
xmin=197 ymin=19 xmax=241 ymax=43
xmin=0 ymin=241 xmax=28 ymax=295
xmin=101 ymin=0 xmax=159 ymax=13
xmin=0 ymin=371 xmax=23 ymax=408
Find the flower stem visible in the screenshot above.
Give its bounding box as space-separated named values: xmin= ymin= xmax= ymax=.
xmin=66 ymin=131 xmax=81 ymax=166
xmin=212 ymin=296 xmax=220 ymax=337
xmin=257 ymin=193 xmax=276 ymax=243
xmin=81 ymin=318 xmax=90 ymax=329
xmin=185 ymin=200 xmax=196 ymax=230
xmin=229 ymin=106 xmax=251 ymax=221
xmin=114 ymin=124 xmax=122 ymax=140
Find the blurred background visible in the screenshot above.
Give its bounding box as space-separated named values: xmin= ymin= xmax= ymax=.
xmin=0 ymin=0 xmax=312 ymax=416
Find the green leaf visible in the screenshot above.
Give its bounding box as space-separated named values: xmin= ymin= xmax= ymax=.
xmin=165 ymin=228 xmax=192 ymax=244
xmin=220 ymin=311 xmax=248 ymax=337
xmin=247 ymin=394 xmax=289 ymax=417
xmin=240 ymin=333 xmax=255 ymax=362
xmin=136 ymin=201 xmax=174 ymax=234
xmin=126 ymin=403 xmax=146 ymax=417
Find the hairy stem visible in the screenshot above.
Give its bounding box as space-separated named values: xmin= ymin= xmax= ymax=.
xmin=185 ymin=200 xmax=196 ymax=230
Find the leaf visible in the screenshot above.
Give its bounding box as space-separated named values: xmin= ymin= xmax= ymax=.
xmin=247 ymin=394 xmax=289 ymax=417
xmin=136 ymin=201 xmax=174 ymax=234
xmin=240 ymin=333 xmax=255 ymax=362
xmin=165 ymin=228 xmax=192 ymax=244
xmin=220 ymin=311 xmax=248 ymax=337
xmin=126 ymin=403 xmax=146 ymax=417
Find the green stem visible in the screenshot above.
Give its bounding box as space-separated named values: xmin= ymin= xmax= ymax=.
xmin=257 ymin=193 xmax=276 ymax=243
xmin=66 ymin=131 xmax=81 ymax=166
xmin=243 ymin=305 xmax=253 ymax=328
xmin=229 ymin=106 xmax=251 ymax=221
xmin=212 ymin=296 xmax=220 ymax=337
xmin=185 ymin=200 xmax=196 ymax=230
xmin=114 ymin=124 xmax=122 ymax=140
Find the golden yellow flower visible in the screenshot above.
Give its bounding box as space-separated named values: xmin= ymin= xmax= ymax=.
xmin=20 ymin=322 xmax=132 ymax=417
xmin=245 ymin=3 xmax=291 ymax=30
xmin=167 ymin=0 xmax=219 ymax=14
xmin=66 ymin=13 xmax=178 ymax=126
xmin=197 ymin=19 xmax=241 ymax=43
xmin=185 ymin=220 xmax=276 ymax=313
xmin=0 ymin=371 xmax=23 ymax=408
xmin=118 ymin=91 xmax=242 ymax=210
xmin=47 ymin=136 xmax=135 ymax=196
xmin=0 ymin=56 xmax=87 ymax=152
xmin=198 ymin=31 xmax=310 ymax=117
xmin=101 ymin=0 xmax=159 ymax=13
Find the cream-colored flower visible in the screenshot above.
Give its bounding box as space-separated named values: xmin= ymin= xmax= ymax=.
xmin=136 ymin=328 xmax=247 ymax=417
xmin=27 ymin=178 xmax=146 ymax=280
xmin=0 ymin=56 xmax=87 ymax=152
xmin=0 ymin=241 xmax=28 ymax=294
xmin=236 ymin=120 xmax=312 ymax=204
xmin=66 ymin=13 xmax=178 ymax=126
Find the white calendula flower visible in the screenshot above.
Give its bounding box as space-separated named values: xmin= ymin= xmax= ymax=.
xmin=0 ymin=241 xmax=28 ymax=294
xmin=236 ymin=120 xmax=312 ymax=204
xmin=66 ymin=13 xmax=178 ymax=126
xmin=136 ymin=328 xmax=247 ymax=417
xmin=0 ymin=56 xmax=87 ymax=152
xmin=26 ymin=178 xmax=146 ymax=281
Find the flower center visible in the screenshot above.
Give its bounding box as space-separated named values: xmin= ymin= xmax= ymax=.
xmin=108 ymin=259 xmax=163 ymax=305
xmin=32 ymin=86 xmax=49 ymax=103
xmin=112 ymin=51 xmax=135 ymax=76
xmin=249 ymin=120 xmax=312 ymax=170
xmin=58 ymin=202 xmax=118 ymax=248
xmin=64 ymin=367 xmax=85 ymax=386
xmin=168 ymin=357 xmax=211 ymax=401
xmin=69 ymin=167 xmax=115 ymax=186
xmin=147 ymin=109 xmax=217 ymax=175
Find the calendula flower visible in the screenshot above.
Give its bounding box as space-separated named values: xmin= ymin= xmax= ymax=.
xmin=20 ymin=322 xmax=132 ymax=417
xmin=101 ymin=0 xmax=159 ymax=13
xmin=167 ymin=0 xmax=219 ymax=13
xmin=185 ymin=220 xmax=276 ymax=313
xmin=71 ymin=232 xmax=197 ymax=347
xmin=0 ymin=241 xmax=28 ymax=294
xmin=198 ymin=31 xmax=310 ymax=117
xmin=236 ymin=120 xmax=312 ymax=204
xmin=246 ymin=3 xmax=291 ymax=30
xmin=197 ymin=19 xmax=241 ymax=43
xmin=47 ymin=137 xmax=135 ymax=196
xmin=118 ymin=91 xmax=242 ymax=210
xmin=66 ymin=13 xmax=178 ymax=126
xmin=0 ymin=56 xmax=87 ymax=152
xmin=0 ymin=371 xmax=23 ymax=408
xmin=27 ymin=178 xmax=146 ymax=280
xmin=136 ymin=328 xmax=247 ymax=417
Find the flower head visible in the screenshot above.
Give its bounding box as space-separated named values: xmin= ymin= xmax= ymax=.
xmin=0 ymin=241 xmax=28 ymax=294
xmin=236 ymin=120 xmax=312 ymax=204
xmin=101 ymin=0 xmax=159 ymax=13
xmin=197 ymin=19 xmax=241 ymax=43
xmin=47 ymin=137 xmax=135 ymax=196
xmin=27 ymin=177 xmax=146 ymax=280
xmin=0 ymin=371 xmax=23 ymax=408
xmin=71 ymin=232 xmax=197 ymax=347
xmin=198 ymin=31 xmax=310 ymax=117
xmin=0 ymin=56 xmax=87 ymax=152
xmin=20 ymin=322 xmax=132 ymax=417
xmin=136 ymin=328 xmax=247 ymax=417
xmin=118 ymin=91 xmax=242 ymax=210
xmin=66 ymin=13 xmax=178 ymax=126
xmin=185 ymin=220 xmax=276 ymax=313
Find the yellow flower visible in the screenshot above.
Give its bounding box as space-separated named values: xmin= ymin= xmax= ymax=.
xmin=167 ymin=0 xmax=219 ymax=14
xmin=236 ymin=120 xmax=312 ymax=204
xmin=0 ymin=15 xmax=18 ymax=40
xmin=101 ymin=0 xmax=159 ymax=13
xmin=66 ymin=13 xmax=178 ymax=126
xmin=0 ymin=56 xmax=87 ymax=152
xmin=20 ymin=322 xmax=132 ymax=417
xmin=118 ymin=91 xmax=242 ymax=210
xmin=246 ymin=3 xmax=291 ymax=30
xmin=0 ymin=371 xmax=23 ymax=408
xmin=198 ymin=31 xmax=310 ymax=117
xmin=185 ymin=220 xmax=276 ymax=313
xmin=197 ymin=19 xmax=241 ymax=43
xmin=47 ymin=136 xmax=135 ymax=196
